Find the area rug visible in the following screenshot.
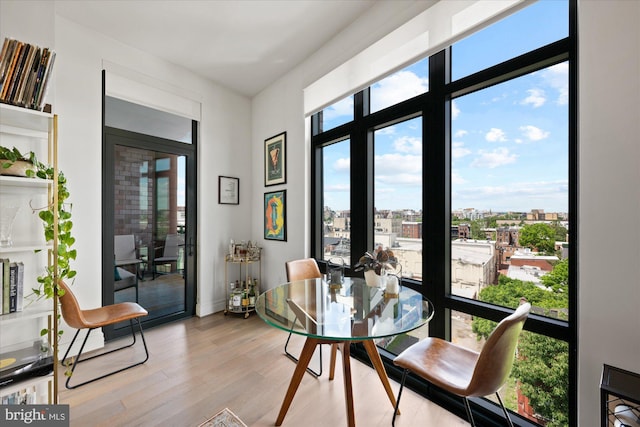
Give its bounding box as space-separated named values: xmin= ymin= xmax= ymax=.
xmin=198 ymin=408 xmax=247 ymax=427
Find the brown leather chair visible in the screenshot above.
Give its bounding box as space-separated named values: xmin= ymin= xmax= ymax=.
xmin=284 ymin=258 xmax=336 ymax=377
xmin=58 ymin=280 xmax=149 ymax=389
xmin=392 ymin=302 xmax=531 ymax=427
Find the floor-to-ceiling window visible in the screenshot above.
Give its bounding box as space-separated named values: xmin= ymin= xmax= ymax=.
xmin=310 ymin=1 xmax=575 ymax=426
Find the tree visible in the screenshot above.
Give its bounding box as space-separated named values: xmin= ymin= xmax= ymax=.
xmin=519 ymin=223 xmax=556 ymax=254
xmin=551 ymin=220 xmax=568 ymax=242
xmin=472 ymin=261 xmax=569 ymax=426
xmin=470 ymin=220 xmax=484 ymax=240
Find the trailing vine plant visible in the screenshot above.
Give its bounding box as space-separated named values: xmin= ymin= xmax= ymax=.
xmin=0 ymin=146 xmax=76 ymax=339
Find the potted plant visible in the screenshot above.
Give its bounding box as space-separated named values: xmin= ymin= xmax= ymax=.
xmin=0 ymin=146 xmax=37 ymax=177
xmin=354 ymin=246 xmax=398 ymax=287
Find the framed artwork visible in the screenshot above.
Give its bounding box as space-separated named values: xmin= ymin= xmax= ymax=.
xmin=264 ymin=190 xmax=286 ymax=241
xmin=218 ymin=176 xmax=239 ymax=204
xmin=264 ymin=131 xmax=286 ymax=186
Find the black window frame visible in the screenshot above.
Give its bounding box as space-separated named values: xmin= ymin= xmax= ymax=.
xmin=310 ymin=1 xmax=577 ymax=425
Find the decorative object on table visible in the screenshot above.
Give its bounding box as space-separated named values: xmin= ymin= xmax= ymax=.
xmin=385 ymin=274 xmax=400 ymax=297
xmin=327 ymin=256 xmax=345 ymax=287
xmin=354 ymin=246 xmax=398 ymax=287
xmin=0 ymin=206 xmax=19 ymax=247
xmin=198 ymin=407 xmax=247 ymax=427
xmin=218 ymin=175 xmax=239 ymax=204
xmin=264 ymin=131 xmax=286 ymax=186
xmin=264 ymin=190 xmax=286 ymax=241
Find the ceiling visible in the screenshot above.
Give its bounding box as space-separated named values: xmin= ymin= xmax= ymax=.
xmin=55 ymin=0 xmax=378 ymax=98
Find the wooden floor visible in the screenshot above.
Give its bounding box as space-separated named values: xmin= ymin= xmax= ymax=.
xmin=58 ymin=312 xmax=468 ymax=427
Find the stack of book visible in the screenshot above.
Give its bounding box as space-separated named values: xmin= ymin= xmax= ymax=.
xmin=0 ymin=385 xmax=37 ymax=403
xmin=0 ymin=38 xmax=56 ymax=111
xmin=0 ymin=259 xmax=24 ymax=314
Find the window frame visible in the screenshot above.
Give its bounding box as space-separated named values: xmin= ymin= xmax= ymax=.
xmin=310 ymin=1 xmax=577 ymax=425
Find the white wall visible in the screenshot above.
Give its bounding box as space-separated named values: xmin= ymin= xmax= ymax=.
xmin=52 ymin=15 xmax=253 ymax=329
xmin=1 ymin=1 xmax=252 ymax=351
xmin=578 ymin=1 xmax=640 ymax=424
xmin=252 ymin=0 xmax=640 ymax=425
xmin=251 ymin=0 xmax=435 ymax=288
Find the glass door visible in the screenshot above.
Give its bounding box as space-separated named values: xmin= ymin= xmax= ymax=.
xmin=103 ymin=126 xmax=196 ymax=339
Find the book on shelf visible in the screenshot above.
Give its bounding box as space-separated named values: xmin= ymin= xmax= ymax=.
xmin=0 ymin=260 xmax=3 ymax=313
xmin=1 ymin=258 xmax=8 ymax=314
xmin=0 ymin=258 xmax=24 ymax=314
xmin=16 ymin=262 xmax=24 ymax=312
xmin=8 ymin=262 xmax=17 ymax=313
xmin=0 ymin=37 xmax=56 ymax=111
xmin=1 ymin=385 xmax=37 ymax=404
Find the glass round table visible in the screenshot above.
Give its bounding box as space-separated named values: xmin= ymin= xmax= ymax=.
xmin=255 ymin=277 xmax=434 ymax=427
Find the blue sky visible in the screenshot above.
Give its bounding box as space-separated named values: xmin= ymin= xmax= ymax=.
xmin=322 ymin=0 xmax=569 ymax=214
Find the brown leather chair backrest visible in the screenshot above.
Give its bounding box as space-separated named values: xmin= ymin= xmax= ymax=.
xmin=285 ymin=258 xmax=322 ymax=282
xmin=57 ymin=280 xmax=89 ymax=330
xmin=466 ymin=302 xmax=531 ymax=397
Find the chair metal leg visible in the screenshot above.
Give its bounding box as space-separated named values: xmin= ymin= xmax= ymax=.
xmin=463 ymin=397 xmax=476 ymax=427
xmin=284 ymin=329 xmax=323 ymax=377
xmin=496 ymin=392 xmax=515 ymax=427
xmin=62 ymin=318 xmax=149 ymax=389
xmin=392 ymin=369 xmax=408 ymax=427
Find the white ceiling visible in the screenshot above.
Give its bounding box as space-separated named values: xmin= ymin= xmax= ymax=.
xmin=55 ymin=0 xmax=378 ymax=98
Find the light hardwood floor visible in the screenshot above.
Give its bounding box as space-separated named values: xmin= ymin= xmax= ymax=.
xmin=58 ymin=312 xmax=467 ymax=427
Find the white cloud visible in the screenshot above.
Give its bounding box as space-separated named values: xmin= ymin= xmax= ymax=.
xmin=522 ymin=88 xmax=546 ymax=108
xmin=376 ymin=126 xmax=395 ymax=136
xmin=452 ymin=141 xmax=471 ymax=159
xmin=485 ymin=128 xmax=507 ymax=142
xmin=333 ymin=157 xmax=351 ymax=172
xmin=325 ymin=183 xmax=350 ymax=192
xmin=371 ymin=70 xmax=428 ymax=111
xmin=520 ymin=125 xmax=550 ymax=141
xmin=376 ymin=173 xmax=422 ymax=186
xmin=375 ymin=153 xmax=421 ymax=174
xmin=471 ymin=147 xmax=517 ymax=168
xmin=452 ymin=100 xmax=460 ymax=119
xmin=541 ymin=62 xmax=569 ymax=105
xmin=453 ymin=179 xmax=568 ymax=211
xmin=452 ymin=171 xmax=467 ymax=184
xmin=393 ymin=136 xmax=422 ymax=154
xmin=454 ymin=129 xmax=468 ymax=138
xmin=323 ymin=96 xmax=353 ymax=121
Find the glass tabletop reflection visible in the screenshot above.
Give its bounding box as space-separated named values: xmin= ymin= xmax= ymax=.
xmin=255 ymin=277 xmax=433 ymax=341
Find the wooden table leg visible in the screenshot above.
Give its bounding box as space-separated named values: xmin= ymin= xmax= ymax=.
xmin=362 ymin=340 xmax=400 ymax=414
xmin=329 ymin=343 xmax=338 ymax=380
xmin=340 ymin=342 xmax=356 ymax=427
xmin=276 ymin=337 xmax=319 ymax=426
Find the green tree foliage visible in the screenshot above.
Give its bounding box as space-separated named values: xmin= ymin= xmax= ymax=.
xmin=550 ymin=220 xmax=568 ymax=242
xmin=472 ymin=261 xmax=568 ymax=425
xmin=519 ymin=223 xmax=556 ymax=254
xmin=513 ymin=333 xmax=569 ymax=427
xmin=470 ymin=220 xmax=484 ymax=240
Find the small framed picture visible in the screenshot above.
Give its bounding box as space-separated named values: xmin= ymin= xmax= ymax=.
xmin=264 ymin=131 xmax=286 ymax=186
xmin=264 ymin=190 xmax=286 ymax=241
xmin=218 ymin=176 xmax=239 ymax=205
